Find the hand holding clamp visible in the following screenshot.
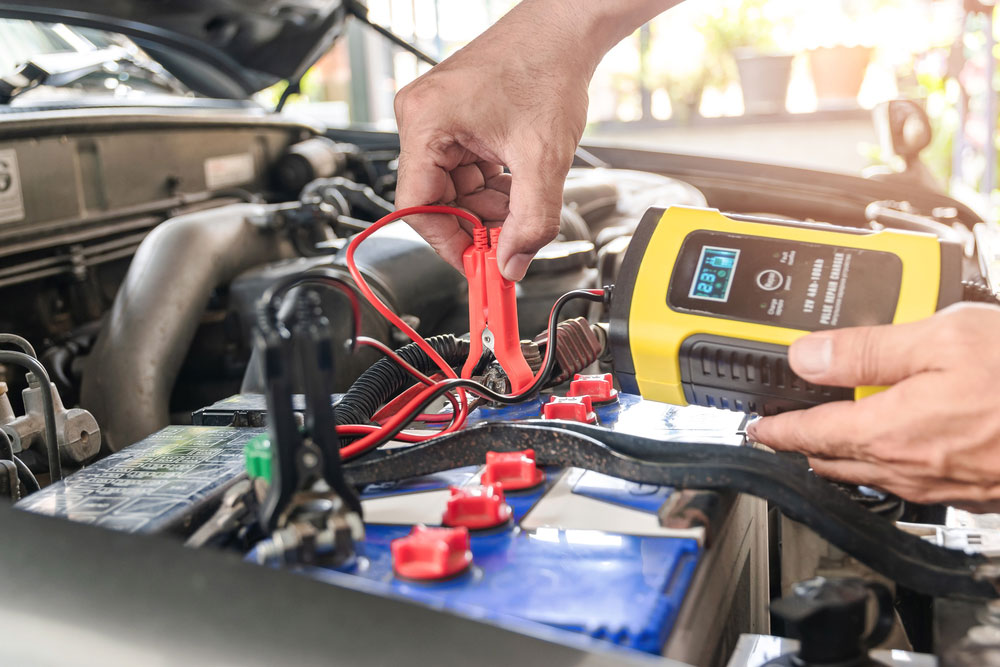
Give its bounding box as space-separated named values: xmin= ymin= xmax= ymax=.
xmin=461 ymin=227 xmax=534 ymax=393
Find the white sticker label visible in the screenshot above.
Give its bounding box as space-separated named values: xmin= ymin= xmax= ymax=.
xmin=0 ymin=149 xmax=25 ymax=224
xmin=204 ymin=153 xmax=255 ymax=190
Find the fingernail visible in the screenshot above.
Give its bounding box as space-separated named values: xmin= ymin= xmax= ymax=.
xmin=502 ymin=253 xmax=533 ymax=281
xmin=790 ymin=335 xmax=833 ymax=375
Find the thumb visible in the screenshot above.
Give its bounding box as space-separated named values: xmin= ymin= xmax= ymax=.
xmin=788 ymin=319 xmax=938 ymax=387
xmin=496 ymin=153 xmax=570 ymax=281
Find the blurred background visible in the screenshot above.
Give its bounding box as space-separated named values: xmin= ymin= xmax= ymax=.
xmin=263 ymin=0 xmax=1000 ymax=216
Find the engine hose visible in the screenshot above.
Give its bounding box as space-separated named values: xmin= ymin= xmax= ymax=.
xmin=343 ymin=421 xmax=1000 ymax=600
xmin=336 ymin=335 xmax=471 ymax=426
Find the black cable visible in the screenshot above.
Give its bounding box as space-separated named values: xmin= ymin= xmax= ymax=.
xmin=260 ymin=268 xmax=363 ymax=350
xmin=344 ymin=0 xmax=439 ymax=66
xmin=0 ymin=334 xmax=37 ymax=359
xmin=342 ymin=421 xmax=997 ymax=600
xmin=0 ymin=351 xmax=62 ymax=482
xmin=274 ymin=78 xmax=301 ymax=113
xmin=343 ymin=289 xmax=605 ymax=458
xmin=12 ymin=455 xmax=39 ymax=494
xmin=337 ymin=335 xmax=470 ymax=426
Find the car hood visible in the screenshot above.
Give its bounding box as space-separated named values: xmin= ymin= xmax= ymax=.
xmin=0 ymin=1 xmax=347 ymax=99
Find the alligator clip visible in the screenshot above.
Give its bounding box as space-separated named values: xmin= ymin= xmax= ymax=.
xmin=461 ymin=227 xmax=534 ymax=393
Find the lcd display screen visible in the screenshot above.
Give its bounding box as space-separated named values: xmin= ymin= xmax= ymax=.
xmin=688 ymin=246 xmax=739 ymax=302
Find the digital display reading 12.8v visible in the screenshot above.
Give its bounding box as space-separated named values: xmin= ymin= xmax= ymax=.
xmin=668 ymin=230 xmax=903 ymax=331
xmin=688 ymin=246 xmax=740 ymax=302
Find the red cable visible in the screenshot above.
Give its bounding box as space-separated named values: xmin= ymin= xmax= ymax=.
xmin=355 ymin=337 xmax=461 ymax=426
xmin=345 ymin=205 xmax=482 ymax=379
xmin=340 ymin=206 xmax=482 ymax=455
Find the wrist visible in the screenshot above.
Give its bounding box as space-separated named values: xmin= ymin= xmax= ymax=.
xmin=528 ymin=0 xmax=683 ymax=74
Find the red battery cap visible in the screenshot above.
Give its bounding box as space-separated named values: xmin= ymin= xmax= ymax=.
xmin=391 ymin=525 xmax=472 ymax=581
xmin=482 ymin=449 xmax=545 ymax=491
xmin=542 ymin=395 xmax=598 ymax=424
xmin=442 ymin=484 xmax=512 ymax=530
xmin=568 ymin=373 xmax=619 ymax=405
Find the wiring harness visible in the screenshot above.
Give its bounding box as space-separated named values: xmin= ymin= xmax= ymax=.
xmin=260 ymin=205 xmax=605 ymax=462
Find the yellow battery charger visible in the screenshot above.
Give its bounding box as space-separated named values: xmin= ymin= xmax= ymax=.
xmin=609 ymin=207 xmax=963 ymax=415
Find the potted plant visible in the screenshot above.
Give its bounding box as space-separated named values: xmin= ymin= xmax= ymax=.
xmin=808 ymin=44 xmax=872 ymax=109
xmin=699 ymin=0 xmax=793 ymax=115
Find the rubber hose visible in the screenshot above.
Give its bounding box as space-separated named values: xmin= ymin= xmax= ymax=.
xmin=336 ymin=335 xmax=470 ymax=426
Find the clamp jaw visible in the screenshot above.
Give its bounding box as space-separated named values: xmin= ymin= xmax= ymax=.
xmin=461 ymin=227 xmax=534 ymax=393
xmin=254 ymin=288 xmax=363 ymax=565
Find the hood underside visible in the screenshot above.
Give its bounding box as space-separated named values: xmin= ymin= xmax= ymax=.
xmin=0 ymin=1 xmax=348 ymax=99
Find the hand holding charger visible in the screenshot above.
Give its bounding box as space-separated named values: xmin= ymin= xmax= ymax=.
xmin=610 ymin=207 xmax=964 ymax=415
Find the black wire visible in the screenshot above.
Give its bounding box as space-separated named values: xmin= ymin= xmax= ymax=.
xmin=344 ymin=289 xmax=605 ymax=458
xmin=0 ymin=351 xmax=62 ymax=482
xmin=12 ymin=455 xmax=39 ymax=494
xmin=0 ymin=334 xmax=37 ymax=359
xmin=274 ymin=78 xmax=301 ymax=113
xmin=344 ymin=0 xmax=440 ymax=66
xmin=0 ymin=412 xmax=42 ymax=496
xmin=259 ymin=268 xmax=364 ymax=353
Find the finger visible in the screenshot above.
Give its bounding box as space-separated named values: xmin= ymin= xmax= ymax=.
xmin=809 ymin=457 xmax=1000 ymax=507
xmin=399 ymin=212 xmax=472 ymax=271
xmin=788 ymin=317 xmax=943 ymax=387
xmin=747 ymin=400 xmax=877 ymax=460
xmin=484 ymin=172 xmax=512 ymax=195
xmin=396 ymin=146 xmax=460 ymax=209
xmin=456 ymin=187 xmax=510 ymax=222
xmin=495 ymin=152 xmax=570 ymax=280
xmin=807 ymin=457 xmax=896 ymax=488
xmin=451 ymin=163 xmax=487 ymax=196
xmin=477 ymin=161 xmax=505 ymax=182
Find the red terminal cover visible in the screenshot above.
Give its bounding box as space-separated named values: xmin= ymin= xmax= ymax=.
xmin=442 ymin=484 xmax=512 ymax=530
xmin=482 ymin=449 xmax=545 ymax=491
xmin=567 ymin=373 xmax=619 ymax=405
xmin=391 ymin=525 xmax=473 ymax=581
xmin=542 ymin=395 xmax=598 ymax=424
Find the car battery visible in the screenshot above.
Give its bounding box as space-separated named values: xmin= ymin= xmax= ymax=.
xmin=249 ymin=395 xmax=769 ymax=662
xmin=16 ymin=425 xmax=262 ymax=535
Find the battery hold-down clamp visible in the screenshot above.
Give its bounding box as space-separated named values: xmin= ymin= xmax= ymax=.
xmin=462 ymin=227 xmax=534 ymax=393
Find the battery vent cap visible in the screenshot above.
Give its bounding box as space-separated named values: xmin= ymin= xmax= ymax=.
xmin=482 ymin=449 xmax=545 ymax=491
xmin=391 ymin=526 xmax=472 ymax=581
xmin=568 ymin=373 xmax=619 ymax=405
xmin=542 ymin=395 xmax=598 ymax=424
xmin=442 ymin=484 xmax=512 ymax=530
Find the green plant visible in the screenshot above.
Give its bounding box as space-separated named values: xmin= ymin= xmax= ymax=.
xmin=698 ymin=0 xmax=781 ymax=89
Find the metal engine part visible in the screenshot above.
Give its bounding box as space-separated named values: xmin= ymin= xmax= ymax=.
xmin=1 ymin=378 xmax=99 ymax=464
xmin=80 ymin=203 xmax=295 ymax=452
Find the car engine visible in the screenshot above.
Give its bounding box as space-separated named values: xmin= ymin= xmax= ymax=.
xmin=3 ymin=105 xmax=1000 ymax=666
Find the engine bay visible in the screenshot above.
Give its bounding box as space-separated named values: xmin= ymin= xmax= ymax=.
xmin=3 ymin=109 xmax=1000 ymax=666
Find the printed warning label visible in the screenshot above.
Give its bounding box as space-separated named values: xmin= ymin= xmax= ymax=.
xmin=0 ymin=149 xmax=25 ymax=224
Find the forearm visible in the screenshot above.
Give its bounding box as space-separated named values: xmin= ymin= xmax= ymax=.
xmin=474 ymin=0 xmax=685 ymax=78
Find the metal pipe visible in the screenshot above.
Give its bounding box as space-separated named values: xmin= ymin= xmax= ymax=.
xmin=80 ymin=203 xmax=293 ymax=451
xmin=0 ymin=351 xmax=60 ymax=482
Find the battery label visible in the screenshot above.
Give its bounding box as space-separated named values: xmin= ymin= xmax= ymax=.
xmin=0 ymin=149 xmax=25 ymax=224
xmin=668 ymin=231 xmax=903 ymax=331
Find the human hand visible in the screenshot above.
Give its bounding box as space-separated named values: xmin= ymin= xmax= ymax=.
xmin=747 ymin=303 xmax=1000 ymax=509
xmin=394 ymin=0 xmax=680 ymax=280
